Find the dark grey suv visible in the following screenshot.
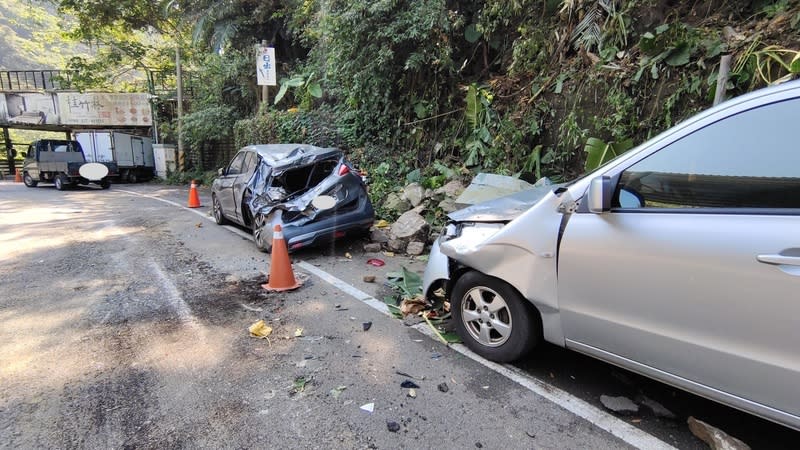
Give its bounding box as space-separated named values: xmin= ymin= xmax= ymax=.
xmin=211 ymin=144 xmax=374 ymax=252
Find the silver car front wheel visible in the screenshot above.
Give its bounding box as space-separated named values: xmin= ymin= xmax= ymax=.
xmin=451 ymin=271 xmax=540 ymax=362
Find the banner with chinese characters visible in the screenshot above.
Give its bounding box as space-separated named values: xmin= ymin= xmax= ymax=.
xmin=57 ymin=92 xmax=152 ymax=126
xmin=256 ymin=46 xmax=277 ymax=86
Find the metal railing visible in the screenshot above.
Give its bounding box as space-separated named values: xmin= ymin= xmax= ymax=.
xmin=0 ymin=70 xmax=76 ymax=91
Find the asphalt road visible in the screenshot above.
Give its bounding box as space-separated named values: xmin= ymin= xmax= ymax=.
xmin=1 ymin=180 xmax=796 ymax=449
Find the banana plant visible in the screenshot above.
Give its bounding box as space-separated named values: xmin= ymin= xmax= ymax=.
xmin=274 ymin=72 xmax=322 ymax=108
xmin=583 ymin=137 xmax=633 ymax=171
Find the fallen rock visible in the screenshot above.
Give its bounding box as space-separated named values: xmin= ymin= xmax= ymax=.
xmin=437 ymin=382 xmax=449 ymax=393
xmin=370 ymin=228 xmax=389 ymax=243
xmin=363 ymin=275 xmax=376 ymax=283
xmin=386 ymin=420 xmax=401 ymax=432
xmin=403 ymin=182 xmax=426 ymax=207
xmin=406 ymin=241 xmax=425 ymax=256
xmin=437 ymin=197 xmax=458 ymax=213
xmin=688 ymin=417 xmax=750 ymax=450
xmin=455 ymin=173 xmax=534 ymax=208
xmin=640 ymin=396 xmax=676 ymax=419
xmin=390 ymin=210 xmax=430 ymax=242
xmin=363 ymin=242 xmax=382 ymax=253
xmin=434 ymin=180 xmax=465 ymax=199
xmin=387 ymin=238 xmax=406 ymax=253
xmin=599 ymin=395 xmax=639 ymax=415
xmin=384 ymin=192 xmax=411 ymax=214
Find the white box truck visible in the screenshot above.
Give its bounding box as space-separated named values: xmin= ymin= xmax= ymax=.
xmin=75 ymin=130 xmax=155 ymax=182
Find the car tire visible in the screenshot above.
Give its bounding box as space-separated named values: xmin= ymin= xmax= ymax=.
xmin=451 ymin=271 xmax=540 ymax=363
xmin=212 ymin=194 xmax=228 ymax=225
xmin=23 ymin=173 xmax=38 ymax=187
xmin=252 ymin=213 xmax=273 ymax=253
xmin=54 ymin=174 xmax=69 ymax=191
xmin=100 ymin=180 xmax=111 ymax=190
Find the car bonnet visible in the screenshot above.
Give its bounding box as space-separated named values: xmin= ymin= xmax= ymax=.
xmin=447 ymin=183 xmax=561 ymax=222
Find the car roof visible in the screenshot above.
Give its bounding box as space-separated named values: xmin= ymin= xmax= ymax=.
xmin=240 ymin=144 xmax=341 ymax=166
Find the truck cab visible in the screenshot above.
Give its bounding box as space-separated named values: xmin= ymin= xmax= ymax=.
xmin=22 ymin=139 xmax=116 ymax=190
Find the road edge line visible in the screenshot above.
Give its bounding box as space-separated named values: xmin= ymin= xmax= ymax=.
xmin=117 ymin=186 xmax=675 ymax=450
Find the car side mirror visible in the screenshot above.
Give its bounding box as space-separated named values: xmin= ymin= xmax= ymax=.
xmin=218 ymin=167 xmax=225 ymax=176
xmin=588 ymin=176 xmax=612 ymax=213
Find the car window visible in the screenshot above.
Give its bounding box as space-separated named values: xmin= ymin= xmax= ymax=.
xmin=243 ymin=152 xmax=258 ymax=176
xmin=615 ymin=98 xmax=800 ymax=209
xmin=227 ymin=152 xmax=246 ymax=175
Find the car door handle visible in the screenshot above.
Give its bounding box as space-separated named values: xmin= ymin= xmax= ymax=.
xmin=757 ymin=254 xmax=800 ymax=266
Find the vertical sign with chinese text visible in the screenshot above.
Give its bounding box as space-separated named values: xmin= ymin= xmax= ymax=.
xmin=256 ymin=47 xmax=277 ymax=86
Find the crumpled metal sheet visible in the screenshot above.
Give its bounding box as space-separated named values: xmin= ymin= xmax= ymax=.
xmin=447 ymin=183 xmax=561 ymax=223
xmin=244 ymin=145 xmax=346 ymax=225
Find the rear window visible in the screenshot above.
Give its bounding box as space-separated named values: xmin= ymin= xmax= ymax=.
xmin=271 ymin=158 xmax=339 ymax=196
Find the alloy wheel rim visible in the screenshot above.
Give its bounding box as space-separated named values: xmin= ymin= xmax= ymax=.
xmin=460 ymin=286 xmax=512 ymax=347
xmin=253 ymin=214 xmax=268 ymax=246
xmin=213 ymin=197 xmax=222 ymax=221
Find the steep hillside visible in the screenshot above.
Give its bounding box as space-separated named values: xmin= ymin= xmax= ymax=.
xmin=0 ymin=0 xmax=90 ymax=70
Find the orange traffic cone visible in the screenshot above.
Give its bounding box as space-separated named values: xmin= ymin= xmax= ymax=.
xmin=262 ymin=224 xmax=302 ymax=292
xmin=14 ymin=170 xmax=22 ymax=183
xmin=187 ymin=180 xmax=201 ymax=208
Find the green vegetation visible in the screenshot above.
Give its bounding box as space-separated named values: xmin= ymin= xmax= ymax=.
xmin=4 ymin=0 xmax=800 ymax=216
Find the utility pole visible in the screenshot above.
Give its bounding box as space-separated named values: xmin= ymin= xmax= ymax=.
xmin=261 ymin=40 xmax=269 ymax=109
xmin=176 ymin=46 xmax=184 ymax=171
xmin=3 ymin=127 xmax=14 ymax=175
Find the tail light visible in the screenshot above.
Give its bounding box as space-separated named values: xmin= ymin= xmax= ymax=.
xmin=338 ymin=164 xmax=350 ymax=176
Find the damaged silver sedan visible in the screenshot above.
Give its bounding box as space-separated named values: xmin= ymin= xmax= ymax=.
xmin=422 ymin=80 xmax=800 ymax=430
xmin=211 ymin=144 xmax=374 ymax=252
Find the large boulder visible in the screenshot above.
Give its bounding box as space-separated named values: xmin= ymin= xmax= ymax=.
xmin=434 ymin=180 xmax=465 ymax=200
xmin=383 ymin=192 xmax=411 ymax=215
xmin=455 ymin=173 xmax=534 ymax=209
xmin=388 ymin=210 xmax=430 ymax=253
xmin=406 ymin=241 xmax=425 ymax=256
xmin=403 ymin=182 xmax=426 ymax=208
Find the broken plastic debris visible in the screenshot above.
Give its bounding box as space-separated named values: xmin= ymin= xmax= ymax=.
xmin=362 ymin=321 xmax=372 ymax=331
xmin=366 ymin=258 xmax=385 ymax=267
xmin=360 ymin=402 xmax=375 ymax=413
xmin=345 ymin=252 xmax=353 ymax=259
xmin=374 ymin=219 xmax=390 ymax=228
xmin=248 ymin=320 xmax=273 ymax=338
xmin=408 ymin=388 xmax=417 ymax=398
xmin=401 ymin=380 xmax=420 ymax=389
xmin=382 ymin=251 xmax=395 ymax=257
xmin=294 ymin=328 xmax=304 ymax=337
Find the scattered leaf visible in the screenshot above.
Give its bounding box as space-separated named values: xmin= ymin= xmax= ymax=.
xmin=330 ymin=385 xmax=347 ymax=399
xmin=248 ymin=320 xmax=273 ymax=338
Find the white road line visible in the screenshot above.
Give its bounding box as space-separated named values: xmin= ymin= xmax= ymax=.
xmin=120 ymin=186 xmax=674 ymax=450
xmin=296 ymin=261 xmax=390 ymax=315
xmin=115 ymin=189 xmax=256 ymax=241
xmin=413 ymin=324 xmax=676 ymax=450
